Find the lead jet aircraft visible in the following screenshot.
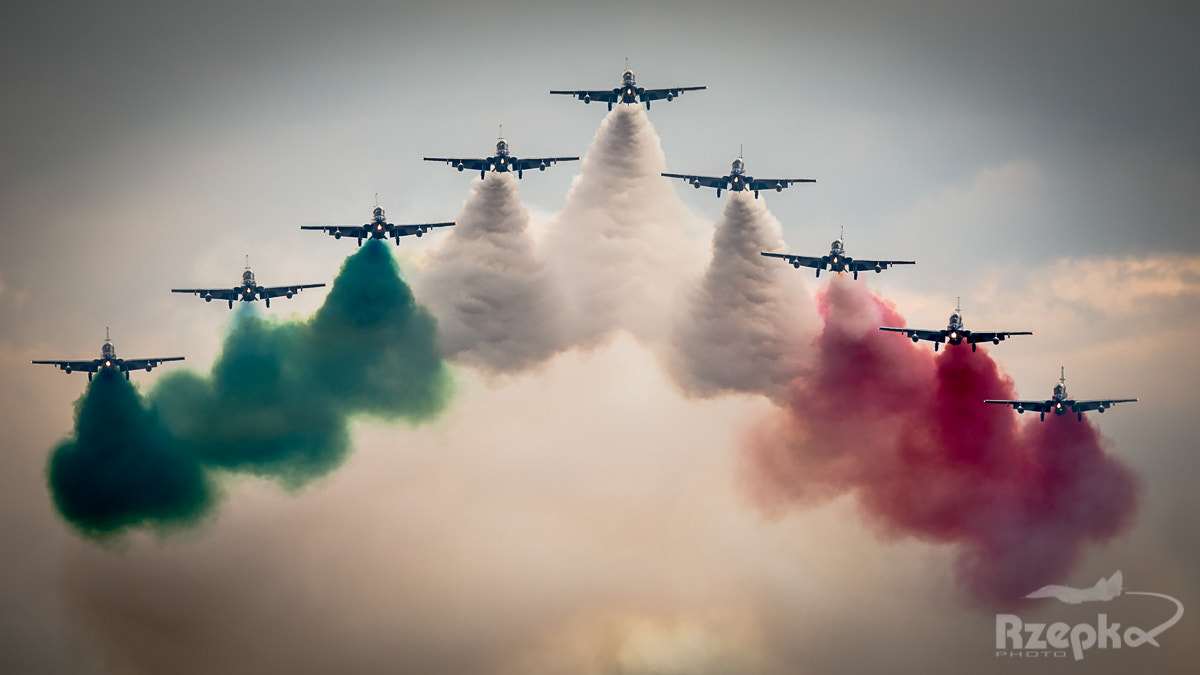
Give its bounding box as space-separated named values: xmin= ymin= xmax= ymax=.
xmin=302 ymin=203 xmax=454 ymax=247
xmin=424 ymin=129 xmax=578 ymax=180
xmin=550 ymin=63 xmax=706 ymax=111
xmin=985 ymin=367 xmax=1138 ymax=421
xmin=662 ymin=152 xmax=816 ymax=198
xmin=761 ymin=228 xmax=915 ymax=279
xmin=32 ymin=328 xmax=183 ymax=381
xmin=172 ymin=258 xmax=324 ymax=309
xmin=878 ymin=298 xmax=1032 ymax=352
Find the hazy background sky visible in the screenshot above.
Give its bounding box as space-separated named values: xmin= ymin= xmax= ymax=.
xmin=2 ymin=1 xmax=1199 ymax=672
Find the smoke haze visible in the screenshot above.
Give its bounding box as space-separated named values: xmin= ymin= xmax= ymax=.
xmin=742 ymin=278 xmax=1140 ymax=606
xmin=544 ymin=105 xmax=707 ymax=348
xmin=47 ymin=240 xmax=453 ymax=538
xmin=418 ymin=173 xmax=569 ymax=375
xmin=47 ymin=370 xmax=214 ymax=540
xmin=670 ymin=192 xmax=815 ymax=401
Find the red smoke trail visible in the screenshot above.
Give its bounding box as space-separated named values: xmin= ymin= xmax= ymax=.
xmin=743 ymin=277 xmax=1139 ymax=608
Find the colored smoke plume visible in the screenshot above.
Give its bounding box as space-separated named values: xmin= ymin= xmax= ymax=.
xmin=46 ymin=370 xmax=214 ymax=541
xmin=670 ymin=192 xmax=815 ymax=401
xmin=418 ymin=172 xmax=569 ymax=375
xmin=48 ymin=240 xmax=453 ymax=538
xmin=742 ymin=277 xmax=1139 ymax=607
xmin=545 ymin=105 xmax=706 ymax=348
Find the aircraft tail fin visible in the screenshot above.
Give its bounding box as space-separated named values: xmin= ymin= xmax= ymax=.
xmin=1105 ymin=571 xmax=1123 ymax=597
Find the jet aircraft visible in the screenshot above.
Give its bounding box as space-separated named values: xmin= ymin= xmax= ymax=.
xmin=662 ymin=152 xmax=816 ymax=198
xmin=985 ymin=367 xmax=1138 ymax=421
xmin=761 ymin=228 xmax=915 ymax=279
xmin=424 ymin=128 xmax=578 ymax=180
xmin=550 ymin=63 xmax=706 ymax=111
xmin=302 ymin=202 xmax=454 ymax=247
xmin=32 ymin=328 xmax=184 ymax=381
xmin=878 ymin=298 xmax=1032 ymax=352
xmin=1025 ymin=571 xmax=1123 ymax=604
xmin=172 ymin=258 xmax=324 ymax=309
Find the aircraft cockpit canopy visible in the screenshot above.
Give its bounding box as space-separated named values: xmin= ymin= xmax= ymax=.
xmin=622 ymin=70 xmax=635 ymax=85
xmin=373 ymin=206 xmax=386 ymax=221
xmin=831 ymin=239 xmax=843 ymax=253
xmin=101 ymin=341 xmax=116 ymax=359
xmin=242 ymin=268 xmax=255 ymax=285
xmin=731 ymin=157 xmax=745 ymax=174
xmin=1053 ymin=382 xmax=1067 ymax=399
xmin=496 ymin=138 xmax=509 ymax=156
xmin=949 ymin=312 xmax=962 ymax=327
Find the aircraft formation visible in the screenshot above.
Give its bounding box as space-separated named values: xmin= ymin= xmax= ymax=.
xmin=33 ymin=63 xmax=1136 ymax=421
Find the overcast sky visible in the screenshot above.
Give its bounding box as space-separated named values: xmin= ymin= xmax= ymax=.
xmin=2 ymin=1 xmax=1199 ymax=672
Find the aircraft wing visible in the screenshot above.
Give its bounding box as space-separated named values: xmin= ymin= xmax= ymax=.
xmin=300 ymin=225 xmax=367 ymax=239
xmin=392 ymin=222 xmax=455 ymax=238
xmin=879 ymin=326 xmax=946 ymax=342
xmin=511 ymin=156 xmax=580 ymax=172
xmin=120 ymin=356 xmax=185 ymax=372
xmin=640 ymin=85 xmax=707 ymax=101
xmin=847 ymin=258 xmax=916 ymax=273
xmin=32 ymin=359 xmax=100 ymax=373
xmin=171 ymin=287 xmax=240 ymax=301
xmin=760 ymin=252 xmax=823 ymax=270
xmin=549 ymin=89 xmax=620 ymax=104
xmin=1071 ymin=398 xmax=1138 ymax=413
xmin=983 ymin=399 xmax=1055 ymax=413
xmin=746 ymin=177 xmax=818 ymax=192
xmin=423 ymin=157 xmax=490 ymax=171
xmin=662 ymin=173 xmax=727 ymax=189
xmin=259 ymin=283 xmax=325 ymax=299
xmin=965 ymin=330 xmax=1033 ymax=344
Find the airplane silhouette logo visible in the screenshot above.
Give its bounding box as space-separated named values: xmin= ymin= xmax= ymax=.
xmin=1024 ymin=571 xmax=1123 ymax=604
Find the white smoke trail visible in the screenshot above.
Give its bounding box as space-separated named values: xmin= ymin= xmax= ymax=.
xmin=417 ymin=173 xmax=568 ymax=375
xmin=669 ymin=193 xmax=816 ymax=401
xmin=545 ymin=105 xmax=708 ymax=348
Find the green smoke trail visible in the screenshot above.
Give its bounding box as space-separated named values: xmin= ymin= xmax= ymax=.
xmin=47 ymin=240 xmax=454 ymax=537
xmin=46 ymin=369 xmax=215 ymax=540
xmin=154 ymin=239 xmax=453 ymax=485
